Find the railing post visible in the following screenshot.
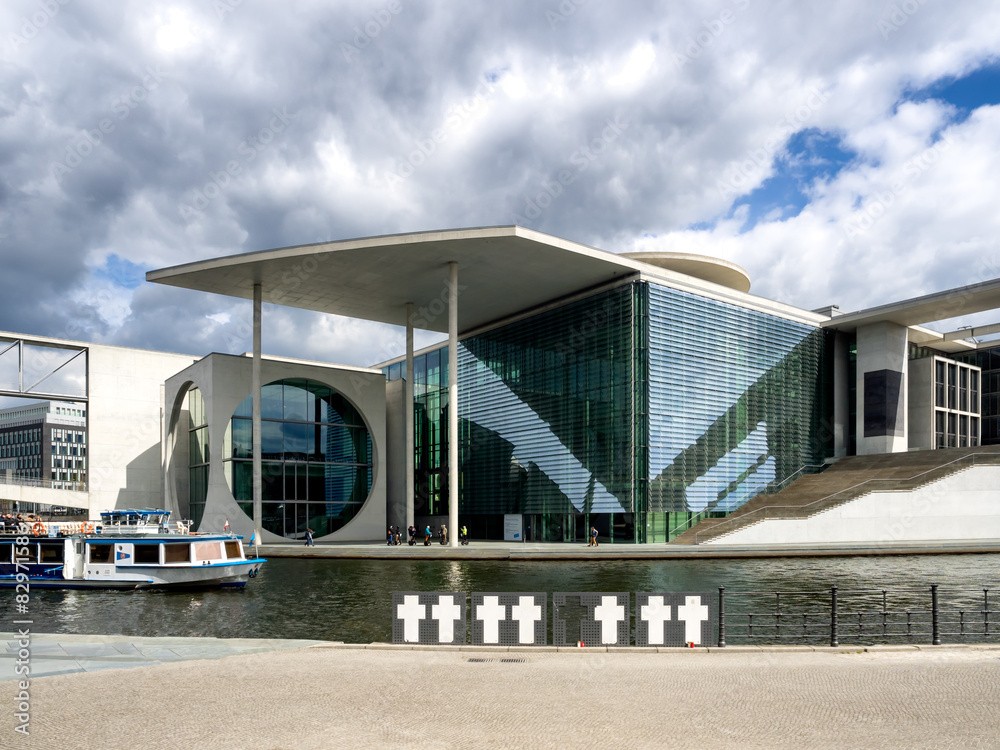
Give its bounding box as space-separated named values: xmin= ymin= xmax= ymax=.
xmin=931 ymin=584 xmax=940 ymax=645
xmin=830 ymin=586 xmax=839 ymax=647
xmin=718 ymin=587 xmax=726 ymax=648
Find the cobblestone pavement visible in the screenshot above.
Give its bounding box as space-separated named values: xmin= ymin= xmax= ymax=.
xmin=9 ymin=644 xmax=1000 ymax=749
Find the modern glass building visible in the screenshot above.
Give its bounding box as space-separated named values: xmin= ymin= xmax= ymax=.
xmin=385 ymin=279 xmax=830 ymax=542
xmin=147 ymin=226 xmax=1000 ymax=544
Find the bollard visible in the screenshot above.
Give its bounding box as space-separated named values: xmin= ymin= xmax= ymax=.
xmin=931 ymin=584 xmax=940 ymax=645
xmin=830 ymin=586 xmax=839 ymax=647
xmin=718 ymin=587 xmax=726 ymax=648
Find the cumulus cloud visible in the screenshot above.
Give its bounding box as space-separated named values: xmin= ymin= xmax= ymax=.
xmin=1 ymin=0 xmax=999 ymax=365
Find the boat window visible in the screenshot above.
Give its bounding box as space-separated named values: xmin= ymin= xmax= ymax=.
xmin=224 ymin=541 xmax=241 ymax=559
xmin=134 ymin=545 xmax=160 ymax=564
xmin=39 ymin=544 xmax=64 ymax=564
xmin=163 ymin=544 xmax=191 ymax=563
xmin=0 ymin=543 xmax=11 ymax=564
xmin=89 ymin=544 xmax=113 ymax=564
xmin=194 ymin=542 xmax=221 ymax=562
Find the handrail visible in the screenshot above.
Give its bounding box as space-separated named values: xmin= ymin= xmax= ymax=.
xmin=694 ymin=450 xmax=1000 ymax=544
xmin=670 ymin=463 xmax=829 ymax=537
xmin=0 ymin=475 xmax=87 ymax=492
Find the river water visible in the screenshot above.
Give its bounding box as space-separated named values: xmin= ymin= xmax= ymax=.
xmin=16 ymin=555 xmax=1000 ymax=645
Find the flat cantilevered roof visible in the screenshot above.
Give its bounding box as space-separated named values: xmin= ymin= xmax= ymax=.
xmin=147 ymin=226 xmax=811 ymax=333
xmin=822 ymin=276 xmax=1000 ymax=333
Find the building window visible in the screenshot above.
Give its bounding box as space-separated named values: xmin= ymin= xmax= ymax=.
xmin=223 ymin=378 xmax=373 ymax=540
xmin=187 ymin=388 xmax=210 ymax=530
xmin=947 ymin=364 xmax=957 ymax=410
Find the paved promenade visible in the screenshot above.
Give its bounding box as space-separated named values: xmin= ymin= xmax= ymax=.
xmin=5 ymin=636 xmax=999 ymax=749
xmin=258 ymin=537 xmax=1000 ymax=560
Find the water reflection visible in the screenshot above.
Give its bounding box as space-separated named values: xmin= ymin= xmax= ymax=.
xmin=12 ymin=555 xmax=998 ymax=645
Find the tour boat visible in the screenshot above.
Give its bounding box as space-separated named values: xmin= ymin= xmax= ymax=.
xmin=0 ymin=510 xmax=265 ymax=589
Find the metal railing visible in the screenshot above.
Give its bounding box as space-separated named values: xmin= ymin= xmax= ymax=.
xmin=0 ymin=474 xmax=87 ymax=492
xmin=694 ymin=451 xmax=1000 ymax=544
xmin=717 ymin=585 xmax=995 ymax=646
xmin=670 ymin=463 xmax=829 ymax=538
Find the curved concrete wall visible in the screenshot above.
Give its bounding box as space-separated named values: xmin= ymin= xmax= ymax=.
xmin=164 ymin=353 xmax=386 ymax=543
xmin=707 ymin=465 xmax=1000 ymax=545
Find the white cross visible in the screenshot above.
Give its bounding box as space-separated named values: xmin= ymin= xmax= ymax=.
xmin=511 ymin=596 xmax=542 ymax=644
xmin=476 ymin=596 xmax=507 ymax=644
xmin=431 ymin=595 xmax=462 ymax=643
xmin=677 ymin=595 xmax=710 ymax=645
xmin=593 ymin=595 xmax=626 ymax=645
xmin=397 ymin=595 xmax=426 ymax=643
xmin=640 ymin=596 xmax=672 ymax=645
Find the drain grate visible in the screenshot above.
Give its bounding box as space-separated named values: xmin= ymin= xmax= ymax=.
xmin=466 ymin=657 xmax=527 ymax=664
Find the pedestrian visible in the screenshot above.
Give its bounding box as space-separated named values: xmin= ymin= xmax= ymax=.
xmin=305 ymin=528 xmax=314 ymax=546
xmin=441 ymin=524 xmax=448 ymax=545
xmin=591 ymin=526 xmax=599 ymax=547
xmin=460 ymin=525 xmax=468 ymax=545
xmin=387 ymin=526 xmax=394 ymax=546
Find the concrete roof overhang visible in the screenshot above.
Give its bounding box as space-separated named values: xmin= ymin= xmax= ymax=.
xmin=147 ymin=226 xmax=775 ymax=334
xmin=620 ymin=251 xmax=751 ymax=293
xmin=821 ymin=276 xmax=1000 ymax=335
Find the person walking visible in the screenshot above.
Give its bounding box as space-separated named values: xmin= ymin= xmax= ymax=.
xmin=460 ymin=525 xmax=468 ymax=545
xmin=441 ymin=524 xmax=448 ymax=545
xmin=305 ymin=528 xmax=315 ymax=547
xmin=589 ymin=526 xmax=598 ymax=548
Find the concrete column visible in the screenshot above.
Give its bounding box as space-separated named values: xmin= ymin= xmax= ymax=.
xmin=448 ymin=262 xmax=459 ymax=548
xmin=856 ymin=321 xmax=908 ymax=455
xmin=252 ymin=284 xmax=262 ymax=540
xmin=833 ymin=333 xmax=849 ymax=458
xmin=405 ymin=302 xmax=415 ymax=532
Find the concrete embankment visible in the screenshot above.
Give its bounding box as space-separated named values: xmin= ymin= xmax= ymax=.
xmin=256 ymin=538 xmax=1000 ymax=560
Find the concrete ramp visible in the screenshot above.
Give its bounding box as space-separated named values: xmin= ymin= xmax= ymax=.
xmin=672 ymin=446 xmax=1000 ymax=545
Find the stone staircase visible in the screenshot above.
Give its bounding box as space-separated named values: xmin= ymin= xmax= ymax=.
xmin=670 ymin=446 xmax=1000 ymax=545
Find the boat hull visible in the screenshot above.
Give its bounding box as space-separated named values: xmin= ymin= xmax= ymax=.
xmin=0 ymin=559 xmax=264 ymax=590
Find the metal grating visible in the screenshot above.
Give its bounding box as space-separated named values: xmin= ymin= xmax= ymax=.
xmin=466 ymin=658 xmax=527 ymax=664
xmin=553 ymin=592 xmax=630 ymax=646
xmin=471 ymin=592 xmax=547 ymax=646
xmin=634 ymin=592 xmax=717 ymax=647
xmin=391 ymin=591 xmax=466 ymax=645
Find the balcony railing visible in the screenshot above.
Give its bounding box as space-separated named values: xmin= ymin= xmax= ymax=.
xmin=0 ymin=474 xmax=87 ymax=492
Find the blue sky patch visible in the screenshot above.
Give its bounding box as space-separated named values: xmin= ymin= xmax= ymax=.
xmin=726 ymin=129 xmax=856 ymax=232
xmin=901 ymin=62 xmax=1000 ymax=123
xmin=95 ymin=254 xmax=146 ymax=289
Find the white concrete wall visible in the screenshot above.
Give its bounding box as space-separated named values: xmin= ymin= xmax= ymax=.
xmin=87 ymin=344 xmax=196 ymax=520
xmin=165 ymin=353 xmax=387 ymax=542
xmin=707 ymin=464 xmax=1000 ymax=545
xmin=856 ymin=321 xmax=908 ymax=455
xmin=907 ymin=357 xmax=934 ymax=451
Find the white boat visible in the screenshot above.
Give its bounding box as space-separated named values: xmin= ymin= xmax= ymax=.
xmin=0 ymin=510 xmax=265 ymax=590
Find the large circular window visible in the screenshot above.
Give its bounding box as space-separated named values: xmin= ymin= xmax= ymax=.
xmin=224 ymin=378 xmax=373 ymax=539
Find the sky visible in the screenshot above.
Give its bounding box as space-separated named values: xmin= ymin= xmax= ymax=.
xmin=2 ymin=0 xmax=1000 ymax=370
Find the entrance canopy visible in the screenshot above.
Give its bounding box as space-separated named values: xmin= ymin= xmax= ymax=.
xmin=146 ymin=226 xmax=659 ymax=334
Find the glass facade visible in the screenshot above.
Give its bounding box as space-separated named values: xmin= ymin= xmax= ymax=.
xmin=459 ymin=284 xmax=636 ymax=542
xmin=645 ymin=285 xmax=828 ymax=538
xmin=188 ymin=388 xmax=209 ymax=529
xmin=222 ymin=379 xmax=373 ymax=539
xmin=386 ymin=280 xmax=829 ymax=543
xmin=971 ymin=346 xmax=1000 ymax=444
